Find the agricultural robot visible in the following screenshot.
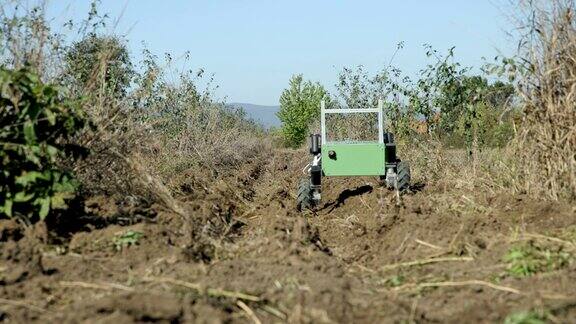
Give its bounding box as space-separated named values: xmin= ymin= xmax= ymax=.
xmin=297 ymin=100 xmax=411 ymax=210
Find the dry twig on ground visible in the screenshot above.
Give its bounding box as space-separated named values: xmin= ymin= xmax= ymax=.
xmin=381 ymin=256 xmax=474 ymax=271
xmin=142 ymin=276 xmax=261 ymax=302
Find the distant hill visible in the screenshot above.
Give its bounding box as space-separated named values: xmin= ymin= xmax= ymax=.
xmin=228 ymin=103 xmax=281 ymax=128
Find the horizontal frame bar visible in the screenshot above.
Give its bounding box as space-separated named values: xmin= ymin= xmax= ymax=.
xmin=323 ymin=108 xmax=380 ymax=114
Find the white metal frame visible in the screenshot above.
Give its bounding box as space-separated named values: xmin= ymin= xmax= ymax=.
xmin=320 ymin=99 xmax=384 ymax=145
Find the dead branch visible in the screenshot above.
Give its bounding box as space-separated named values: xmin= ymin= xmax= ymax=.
xmin=59 ymin=281 xmax=134 ymax=292
xmin=394 ymin=280 xmax=521 ymax=295
xmin=415 ymin=239 xmax=443 ymax=250
xmin=381 ymin=256 xmax=474 ymax=271
xmin=142 ymin=276 xmax=261 ymax=302
xmin=521 ymin=233 xmax=576 ymax=249
xmin=0 ymin=297 xmax=48 ymax=313
xmin=237 ymin=300 xmax=262 ymax=324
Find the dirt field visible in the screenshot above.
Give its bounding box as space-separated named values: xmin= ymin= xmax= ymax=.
xmin=1 ymin=149 xmax=575 ymax=323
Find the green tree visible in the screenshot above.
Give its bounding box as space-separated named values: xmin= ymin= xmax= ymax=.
xmin=277 ymin=74 xmax=328 ymax=148
xmin=65 ymin=34 xmax=133 ymax=97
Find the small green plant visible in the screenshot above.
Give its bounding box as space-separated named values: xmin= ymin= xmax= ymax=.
xmin=504 ymin=310 xmax=547 ymax=324
xmin=384 ymin=275 xmax=405 ymax=288
xmin=0 ymin=67 xmax=85 ymax=223
xmin=503 ymin=242 xmax=572 ymax=277
xmin=113 ymin=230 xmax=144 ymax=251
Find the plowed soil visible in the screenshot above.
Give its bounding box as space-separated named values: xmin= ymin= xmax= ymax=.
xmin=1 ymin=149 xmax=575 ymax=323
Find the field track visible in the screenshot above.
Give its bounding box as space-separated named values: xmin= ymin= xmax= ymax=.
xmin=1 ymin=149 xmax=575 ymax=323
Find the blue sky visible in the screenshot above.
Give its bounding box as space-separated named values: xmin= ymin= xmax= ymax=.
xmin=47 ymin=1 xmax=517 ymax=106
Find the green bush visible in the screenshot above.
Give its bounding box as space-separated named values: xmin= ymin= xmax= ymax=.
xmin=0 ymin=67 xmax=85 ymax=222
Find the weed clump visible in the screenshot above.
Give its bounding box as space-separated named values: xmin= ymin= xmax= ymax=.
xmin=504 ymin=310 xmax=547 ymax=324
xmin=503 ymin=241 xmax=572 ymax=277
xmin=113 ymin=230 xmax=144 ymax=251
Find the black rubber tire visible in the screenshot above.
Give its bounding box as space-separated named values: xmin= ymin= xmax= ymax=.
xmin=395 ymin=161 xmax=411 ymax=192
xmin=378 ymin=175 xmax=387 ymax=187
xmin=296 ymin=179 xmax=313 ymax=211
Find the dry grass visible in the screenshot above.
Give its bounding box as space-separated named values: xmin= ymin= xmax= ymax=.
xmin=142 ymin=101 xmax=269 ymax=185
xmin=509 ymin=0 xmax=576 ymax=201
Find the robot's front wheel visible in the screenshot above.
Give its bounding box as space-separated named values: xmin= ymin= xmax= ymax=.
xmin=296 ymin=178 xmax=315 ymax=211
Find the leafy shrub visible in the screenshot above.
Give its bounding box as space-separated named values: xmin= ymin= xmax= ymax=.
xmin=0 ymin=67 xmax=85 ymax=222
xmin=443 ymin=101 xmax=517 ymax=149
xmin=332 ymin=64 xmax=414 ymax=139
xmin=65 ymin=34 xmax=134 ymax=98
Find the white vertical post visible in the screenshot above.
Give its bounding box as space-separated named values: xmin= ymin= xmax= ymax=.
xmin=320 ymin=100 xmax=326 ymax=145
xmin=377 ymin=99 xmax=384 ymax=144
